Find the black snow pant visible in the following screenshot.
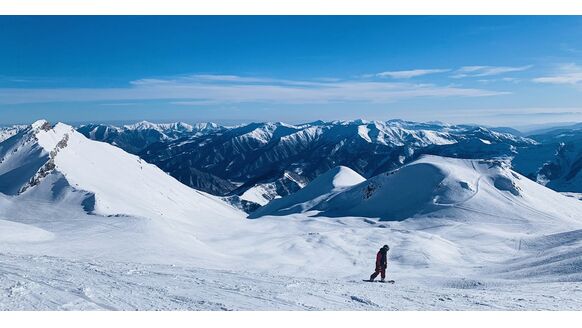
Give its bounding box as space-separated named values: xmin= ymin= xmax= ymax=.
xmin=370 ymin=266 xmax=386 ymax=281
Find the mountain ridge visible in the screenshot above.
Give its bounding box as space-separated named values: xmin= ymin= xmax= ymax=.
xmin=11 ymin=118 xmax=582 ymax=212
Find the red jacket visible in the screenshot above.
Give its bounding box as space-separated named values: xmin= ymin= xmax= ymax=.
xmin=376 ymin=250 xmax=387 ymax=268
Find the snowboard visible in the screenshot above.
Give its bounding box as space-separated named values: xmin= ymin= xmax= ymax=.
xmin=362 ymin=279 xmax=395 ymax=284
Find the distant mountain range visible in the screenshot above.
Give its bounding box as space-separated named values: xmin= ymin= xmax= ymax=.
xmin=6 ymin=118 xmax=582 ymax=212
xmin=75 ymin=119 xmax=541 ymax=208
xmin=0 ymin=125 xmax=27 ymax=143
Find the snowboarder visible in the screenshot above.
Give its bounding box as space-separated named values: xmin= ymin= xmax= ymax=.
xmin=369 ymin=245 xmax=389 ymax=282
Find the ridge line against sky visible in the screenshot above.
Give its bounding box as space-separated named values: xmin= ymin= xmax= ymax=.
xmin=1 ymin=16 xmax=582 ymax=127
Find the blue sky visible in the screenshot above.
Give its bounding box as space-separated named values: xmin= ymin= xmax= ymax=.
xmin=1 ymin=16 xmax=582 ymax=128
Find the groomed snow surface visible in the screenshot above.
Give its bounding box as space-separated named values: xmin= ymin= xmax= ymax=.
xmin=2 ymin=253 xmax=581 ymax=310
xmin=1 ymin=121 xmax=582 ymax=310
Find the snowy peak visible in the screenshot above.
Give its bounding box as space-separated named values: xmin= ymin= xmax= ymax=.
xmin=123 ymin=120 xmax=197 ymax=133
xmin=31 ymin=119 xmax=51 ymax=131
xmin=1 ymin=120 xmax=244 ymax=224
xmin=35 ymin=122 xmax=75 ymax=153
xmin=78 ymin=120 xmax=226 ymax=154
xmin=249 ymin=166 xmax=364 ymax=218
xmin=124 ymin=120 xmax=168 ymax=131
xmin=320 ymin=165 xmax=367 ymax=189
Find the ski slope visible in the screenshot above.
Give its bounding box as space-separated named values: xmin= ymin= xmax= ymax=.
xmin=2 ymin=252 xmax=581 ymax=310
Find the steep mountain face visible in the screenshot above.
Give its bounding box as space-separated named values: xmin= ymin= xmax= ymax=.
xmin=512 ymin=128 xmax=582 ymax=192
xmin=0 ymin=121 xmax=51 ymax=195
xmin=77 ymin=121 xmax=225 ymax=154
xmin=0 ymin=125 xmax=26 ymax=143
xmin=134 ymin=120 xmax=535 ymax=204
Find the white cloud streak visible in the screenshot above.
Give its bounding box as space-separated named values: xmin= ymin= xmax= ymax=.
xmin=533 ymin=63 xmax=582 ymax=85
xmin=374 ymin=69 xmax=450 ymax=79
xmin=452 ymin=65 xmax=532 ymax=78
xmin=0 ymin=74 xmax=509 ymax=105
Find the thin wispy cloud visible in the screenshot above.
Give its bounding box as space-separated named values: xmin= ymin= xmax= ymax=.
xmin=451 ymin=65 xmax=532 ymax=78
xmin=440 ymin=107 xmax=582 ymax=127
xmin=131 ymin=74 xmax=331 ymax=88
xmin=374 ymin=69 xmax=450 ymax=79
xmin=99 ymin=102 xmax=142 ymax=106
xmin=0 ymin=74 xmax=508 ymax=105
xmin=533 ymin=63 xmax=582 ymax=85
xmin=477 ymin=77 xmax=521 ymax=84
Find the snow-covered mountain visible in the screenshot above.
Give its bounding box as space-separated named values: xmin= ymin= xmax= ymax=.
xmin=130 ymin=119 xmax=536 ymax=204
xmin=314 ymin=156 xmax=582 ymax=223
xmin=0 ymin=120 xmax=244 ymax=262
xmin=512 ymin=127 xmax=582 ymax=193
xmin=73 ymin=118 xmax=582 ymax=211
xmin=1 ymin=120 xmax=238 ymax=217
xmin=77 ymin=120 xmax=225 ymax=154
xmin=251 ymin=155 xmax=582 ymax=225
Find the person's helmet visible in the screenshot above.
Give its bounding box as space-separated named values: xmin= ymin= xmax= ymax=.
xmin=382 ymin=245 xmax=390 ymax=251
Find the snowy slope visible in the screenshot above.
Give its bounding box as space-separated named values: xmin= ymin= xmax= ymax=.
xmin=239 ymin=156 xmax=582 ymax=280
xmin=249 ymin=166 xmax=365 ymax=218
xmin=2 ymin=252 xmax=581 ymax=310
xmin=1 ymin=120 xmax=241 ymax=221
xmin=0 ymin=120 xmax=245 ymax=265
xmin=0 ymin=218 xmax=54 ymax=243
xmin=33 ymin=121 xmax=241 ymax=221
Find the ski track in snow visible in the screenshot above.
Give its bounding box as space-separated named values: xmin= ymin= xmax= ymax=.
xmin=1 ymin=253 xmax=581 ymax=311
